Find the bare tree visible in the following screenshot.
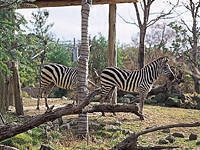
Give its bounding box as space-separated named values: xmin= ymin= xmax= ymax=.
xmin=169 ymin=0 xmax=200 ymax=93
xmin=181 ymin=0 xmax=200 ymax=93
xmin=119 ymin=0 xmax=178 ymax=69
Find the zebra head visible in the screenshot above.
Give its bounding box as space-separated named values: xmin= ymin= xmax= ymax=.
xmin=158 ymin=57 xmax=175 ymax=81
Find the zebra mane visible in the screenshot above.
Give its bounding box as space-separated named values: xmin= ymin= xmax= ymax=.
xmin=156 ymin=56 xmax=168 ymax=62
xmin=142 ymin=56 xmax=168 ymax=69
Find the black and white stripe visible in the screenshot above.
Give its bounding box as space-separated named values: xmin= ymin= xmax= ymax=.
xmin=37 ymin=63 xmax=77 ymax=109
xmin=100 ymin=56 xmax=175 ymax=116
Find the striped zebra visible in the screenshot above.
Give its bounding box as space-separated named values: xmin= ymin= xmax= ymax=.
xmin=37 ymin=63 xmax=77 ymax=110
xmin=100 ymin=56 xmax=175 ymax=118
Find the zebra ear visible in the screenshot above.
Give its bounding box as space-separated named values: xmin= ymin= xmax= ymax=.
xmin=162 ymin=56 xmax=169 ymax=63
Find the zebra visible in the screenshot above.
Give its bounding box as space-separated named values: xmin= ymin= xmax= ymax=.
xmin=37 ymin=63 xmax=77 ymax=110
xmin=100 ymin=56 xmax=175 ymax=119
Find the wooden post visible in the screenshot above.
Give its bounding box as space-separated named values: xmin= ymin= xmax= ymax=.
xmin=108 ymin=4 xmax=117 ymax=104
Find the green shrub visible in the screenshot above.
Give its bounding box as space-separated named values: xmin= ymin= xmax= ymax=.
xmin=165 ymin=97 xmax=182 ymax=107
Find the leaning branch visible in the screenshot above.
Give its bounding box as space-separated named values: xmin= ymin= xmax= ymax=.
xmin=136 ymin=122 xmax=200 ymax=137
xmin=112 ymin=122 xmax=200 ymax=150
xmin=0 ymin=88 xmax=142 ymax=141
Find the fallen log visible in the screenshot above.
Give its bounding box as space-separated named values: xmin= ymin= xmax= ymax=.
xmin=0 ymin=88 xmax=142 ymax=141
xmin=112 ymin=122 xmax=200 ymax=150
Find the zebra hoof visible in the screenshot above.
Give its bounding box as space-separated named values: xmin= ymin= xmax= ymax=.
xmin=140 ymin=115 xmax=145 ymax=120
xmin=49 ymin=105 xmax=55 ymax=110
xmin=45 ymin=105 xmax=54 ymax=113
xmin=101 ymin=112 xmax=106 ymax=117
xmin=112 ymin=112 xmax=117 ymax=116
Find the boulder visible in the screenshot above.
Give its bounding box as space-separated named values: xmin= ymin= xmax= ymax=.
xmin=165 ymin=135 xmax=175 ymax=143
xmin=172 ymin=132 xmax=184 ymax=138
xmin=158 ymin=139 xmax=168 ymax=144
xmin=161 ymin=128 xmax=170 ymax=133
xmin=40 ymin=144 xmax=54 ymax=150
xmin=189 ymin=133 xmax=198 ymax=141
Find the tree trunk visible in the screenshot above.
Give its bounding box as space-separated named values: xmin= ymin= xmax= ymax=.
xmin=10 ymin=61 xmax=24 ymax=115
xmin=138 ymin=27 xmax=146 ymax=69
xmin=0 ymin=73 xmax=8 ymax=113
xmin=191 ymin=4 xmax=199 ymax=94
xmin=108 ymin=4 xmax=117 ymax=104
xmin=192 ymin=76 xmax=200 ymax=94
xmin=8 ymin=73 xmax=15 ymax=106
xmin=77 ymin=0 xmax=91 ymax=138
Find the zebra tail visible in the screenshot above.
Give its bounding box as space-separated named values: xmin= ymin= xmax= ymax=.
xmin=93 ymin=68 xmax=100 ymax=84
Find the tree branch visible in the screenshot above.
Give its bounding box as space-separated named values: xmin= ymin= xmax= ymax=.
xmin=113 ymin=122 xmax=200 ymax=150
xmin=147 ymin=0 xmax=179 ymax=27
xmin=180 ymin=19 xmax=192 ymax=33
xmin=117 ymin=13 xmax=138 ymax=26
xmin=136 ymin=122 xmax=200 ymax=137
xmin=133 ymin=2 xmax=142 ymax=27
xmin=0 ymin=88 xmax=142 ymax=141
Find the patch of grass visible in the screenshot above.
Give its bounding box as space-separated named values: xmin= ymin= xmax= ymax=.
xmin=1 ymin=133 xmax=33 ymax=149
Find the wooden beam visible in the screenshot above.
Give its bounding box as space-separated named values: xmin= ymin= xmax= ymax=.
xmin=21 ymin=0 xmax=138 ymax=8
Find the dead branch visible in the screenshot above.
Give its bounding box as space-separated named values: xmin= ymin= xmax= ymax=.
xmin=83 ymin=103 xmax=142 ymax=117
xmin=0 ymin=145 xmax=19 ymax=150
xmin=136 ymin=122 xmax=200 ymax=137
xmin=112 ymin=122 xmax=200 ymax=150
xmin=0 ymin=88 xmax=100 ymax=141
xmin=0 ymin=88 xmax=142 ymax=141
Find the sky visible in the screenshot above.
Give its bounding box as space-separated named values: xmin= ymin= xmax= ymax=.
xmin=16 ymin=1 xmax=188 ymax=44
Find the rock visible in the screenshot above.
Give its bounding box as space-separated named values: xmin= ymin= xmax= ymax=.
xmin=40 ymin=144 xmax=54 ymax=150
xmin=122 ymin=129 xmax=133 ymax=135
xmin=114 ymin=120 xmax=122 ymax=126
xmin=91 ymin=137 xmax=103 ymax=144
xmin=60 ymin=123 xmax=70 ymax=130
xmin=165 ymin=135 xmax=175 ymax=143
xmin=158 ymin=139 xmax=168 ymax=144
xmin=172 ymin=132 xmax=184 ymax=138
xmin=189 ymin=133 xmax=198 ymax=141
xmin=161 ymin=128 xmax=170 ymax=133
xmin=196 ymin=141 xmax=200 ymax=145
xmin=104 ymin=125 xmax=120 ymax=132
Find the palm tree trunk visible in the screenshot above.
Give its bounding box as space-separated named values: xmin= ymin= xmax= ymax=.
xmin=77 ymin=0 xmax=91 ymax=138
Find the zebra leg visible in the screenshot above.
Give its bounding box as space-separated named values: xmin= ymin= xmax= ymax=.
xmin=44 ymin=95 xmax=50 ymax=110
xmin=36 ymin=97 xmax=40 ymax=110
xmin=110 ymin=87 xmax=117 ymax=116
xmin=101 ymin=86 xmax=116 ymax=116
xmin=139 ymin=97 xmax=145 ymax=120
xmin=100 ymin=97 xmax=105 ymax=116
xmin=44 ymin=84 xmax=55 ymax=110
xmin=36 ymin=87 xmax=44 ymax=110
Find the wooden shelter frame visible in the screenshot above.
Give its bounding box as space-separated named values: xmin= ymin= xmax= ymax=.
xmin=22 ymin=0 xmax=138 ymax=69
xmin=22 ymin=0 xmax=138 ymax=104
